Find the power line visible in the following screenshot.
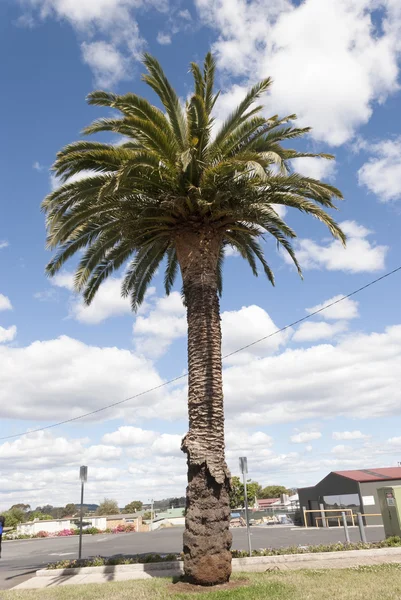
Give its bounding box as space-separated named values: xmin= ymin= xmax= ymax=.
xmin=1 ymin=264 xmax=400 ymax=442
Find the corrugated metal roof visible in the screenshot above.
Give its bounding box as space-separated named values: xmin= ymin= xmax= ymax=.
xmin=334 ymin=467 xmax=401 ymax=482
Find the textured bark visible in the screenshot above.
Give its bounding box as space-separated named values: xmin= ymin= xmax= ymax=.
xmin=175 ymin=228 xmax=232 ymax=586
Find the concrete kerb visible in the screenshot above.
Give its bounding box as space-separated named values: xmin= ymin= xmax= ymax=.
xmin=36 ymin=547 xmax=401 ymax=579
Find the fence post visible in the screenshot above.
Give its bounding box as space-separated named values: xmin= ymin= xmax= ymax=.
xmin=357 ymin=513 xmax=367 ymax=543
xmin=342 ymin=511 xmax=350 ymax=544
xmin=319 ymin=503 xmax=327 ymax=528
xmin=303 ymin=506 xmax=307 ymax=528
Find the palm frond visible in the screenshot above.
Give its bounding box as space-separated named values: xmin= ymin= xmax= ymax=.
xmin=142 ymin=53 xmax=188 ymax=151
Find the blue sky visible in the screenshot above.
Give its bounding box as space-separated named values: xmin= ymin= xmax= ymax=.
xmin=1 ymin=0 xmax=401 ymax=510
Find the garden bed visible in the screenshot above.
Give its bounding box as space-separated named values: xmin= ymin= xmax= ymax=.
xmin=45 ymin=536 xmax=401 ymax=571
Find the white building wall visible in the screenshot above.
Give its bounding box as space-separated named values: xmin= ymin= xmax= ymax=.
xmin=17 ymin=516 xmax=107 ymax=535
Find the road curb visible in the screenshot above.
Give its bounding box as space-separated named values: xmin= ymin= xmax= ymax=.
xmin=36 ymin=547 xmax=401 ymax=578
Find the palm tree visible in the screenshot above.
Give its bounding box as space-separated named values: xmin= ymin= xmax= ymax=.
xmin=42 ymin=53 xmax=345 ymax=585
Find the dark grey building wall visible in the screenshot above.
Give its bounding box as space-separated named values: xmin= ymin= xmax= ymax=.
xmin=299 ymin=474 xmax=359 ymax=526
xmin=300 ymin=475 xmax=401 ymax=528
xmin=315 ymin=473 xmax=359 ymax=496
xmin=360 ymin=479 xmax=401 ymax=526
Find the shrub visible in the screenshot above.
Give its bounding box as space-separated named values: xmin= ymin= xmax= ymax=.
xmin=36 ymin=531 xmax=49 ymax=538
xmin=83 ymin=527 xmax=101 ymax=535
xmin=57 ymin=529 xmax=76 ymax=537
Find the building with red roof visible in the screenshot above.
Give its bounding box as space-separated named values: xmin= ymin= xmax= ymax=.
xmin=298 ymin=467 xmax=401 ymax=527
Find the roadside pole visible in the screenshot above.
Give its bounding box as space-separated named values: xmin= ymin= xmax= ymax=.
xmin=341 ymin=511 xmax=350 ymax=544
xmin=78 ymin=466 xmax=88 ymax=561
xmin=239 ymin=457 xmax=252 ymax=557
xmin=357 ymin=513 xmax=367 ymax=543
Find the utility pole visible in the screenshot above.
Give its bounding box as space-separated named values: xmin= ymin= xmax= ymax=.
xmin=239 ymin=457 xmax=252 ymax=557
xmin=78 ymin=466 xmax=88 ymax=561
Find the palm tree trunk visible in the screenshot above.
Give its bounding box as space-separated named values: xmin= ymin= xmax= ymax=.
xmin=175 ymin=229 xmax=232 ymax=586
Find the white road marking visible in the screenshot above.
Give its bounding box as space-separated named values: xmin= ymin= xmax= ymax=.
xmin=48 ymin=553 xmax=75 ymax=556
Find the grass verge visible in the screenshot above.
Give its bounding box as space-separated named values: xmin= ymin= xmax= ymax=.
xmin=4 ymin=564 xmax=401 ymax=600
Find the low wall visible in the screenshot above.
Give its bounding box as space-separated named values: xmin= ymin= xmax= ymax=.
xmin=37 ymin=546 xmax=401 ymax=578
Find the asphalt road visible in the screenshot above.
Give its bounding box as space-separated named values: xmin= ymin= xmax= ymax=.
xmin=0 ymin=525 xmax=385 ymax=590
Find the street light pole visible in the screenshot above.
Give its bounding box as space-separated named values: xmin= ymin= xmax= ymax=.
xmin=239 ymin=457 xmax=252 ymax=557
xmin=78 ymin=466 xmax=88 ymax=561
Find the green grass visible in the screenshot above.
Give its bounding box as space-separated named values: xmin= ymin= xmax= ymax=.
xmin=4 ymin=564 xmax=401 ymax=600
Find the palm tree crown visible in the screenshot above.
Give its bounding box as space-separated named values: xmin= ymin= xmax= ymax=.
xmin=43 ymin=52 xmax=345 ymax=307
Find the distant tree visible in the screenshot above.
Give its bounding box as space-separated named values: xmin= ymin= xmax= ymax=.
xmin=143 ymin=511 xmax=152 ymax=520
xmin=229 ymin=476 xmax=243 ymax=509
xmin=229 ymin=477 xmax=262 ymax=508
xmin=123 ymin=501 xmax=143 ymax=513
xmin=7 ymin=507 xmax=26 ymax=524
xmin=259 ymin=485 xmax=290 ymax=499
xmin=10 ymin=503 xmax=31 ymax=512
xmin=96 ymin=498 xmax=120 ymax=516
xmin=4 ymin=507 xmax=27 ymax=527
xmin=62 ymin=503 xmax=77 ymax=517
xmin=38 ymin=504 xmax=54 ymax=514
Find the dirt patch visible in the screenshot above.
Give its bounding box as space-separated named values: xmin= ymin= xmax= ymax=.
xmin=168 ymin=578 xmax=249 ymax=594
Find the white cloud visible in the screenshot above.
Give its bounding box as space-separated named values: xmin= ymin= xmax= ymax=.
xmin=388 ymin=436 xmax=401 ymax=446
xmin=50 ymin=170 xmax=99 ymax=191
xmin=0 ymin=325 xmax=17 ymax=344
xmin=83 ymin=444 xmax=122 ymax=462
xmin=358 ymin=137 xmax=401 ymax=202
xmin=221 ymin=305 xmax=291 ymax=365
xmin=225 ymin=324 xmax=401 ymax=428
xmin=102 ymin=426 xmax=157 ymax=446
xmin=52 ymin=274 xmax=132 ymax=324
xmin=271 ymin=204 xmax=287 ymax=219
xmin=292 ymin=157 xmax=336 ymax=181
xmin=290 ymin=431 xmax=322 ymax=443
xmin=306 ymin=295 xmax=359 ymax=321
xmin=0 ymin=431 xmax=84 ymax=469
xmin=285 ymin=220 xmax=388 ymax=273
xmin=0 ymin=335 xmax=169 ymax=421
xmin=156 ymin=32 xmax=172 ymax=45
xmin=332 ymin=431 xmax=369 ymax=440
xmin=81 ymin=41 xmax=128 ymax=87
xmin=0 ymin=241 xmax=8 ymax=250
xmin=293 ymin=320 xmax=348 ymax=343
xmin=331 ymin=444 xmax=353 ymax=455
xmin=224 ymin=245 xmax=240 ymax=258
xmin=197 ymin=0 xmax=401 ymax=145
xmin=133 ymin=292 xmax=186 ymax=358
xmin=19 ymin=0 xmax=167 ymax=87
xmin=225 ymin=430 xmax=273 ymax=451
xmin=0 ymin=294 xmax=12 ymax=311
xmin=33 ymin=161 xmax=44 ymax=171
xmin=151 ymin=434 xmax=183 ymax=456
xmin=52 ymin=272 xmax=75 ymax=290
